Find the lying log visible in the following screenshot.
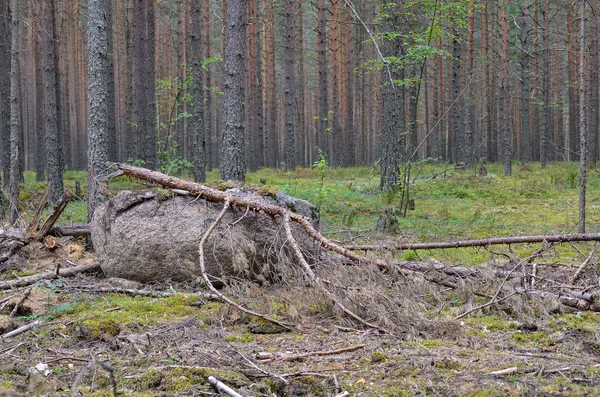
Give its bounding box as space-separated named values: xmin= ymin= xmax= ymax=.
xmin=48 ymin=224 xmax=91 ymax=238
xmin=345 ymin=233 xmax=600 ymax=252
xmin=0 ymin=230 xmax=26 ymax=263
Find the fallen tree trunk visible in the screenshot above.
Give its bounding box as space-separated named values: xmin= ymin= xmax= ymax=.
xmin=345 ymin=233 xmax=600 ymax=251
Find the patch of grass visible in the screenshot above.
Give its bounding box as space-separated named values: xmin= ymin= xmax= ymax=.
xmin=465 ymin=315 xmax=517 ymax=332
xmin=553 ymin=312 xmax=600 ymax=333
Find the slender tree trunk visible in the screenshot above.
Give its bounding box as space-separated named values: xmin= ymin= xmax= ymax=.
xmin=463 ymin=0 xmax=474 ymax=165
xmin=481 ymin=5 xmax=489 ymax=161
xmin=106 ymin=0 xmax=117 ymax=161
xmin=451 ymin=33 xmax=462 ymax=164
xmin=499 ymin=0 xmax=511 ymax=175
xmin=316 ymin=0 xmax=329 ymax=158
xmin=567 ymin=6 xmax=578 ymax=161
xmin=330 ymin=0 xmax=342 ymax=166
xmin=284 ymin=0 xmax=296 ymax=170
xmin=34 ymin=14 xmax=45 ymax=182
xmin=9 ymin=0 xmax=21 ymax=225
xmin=520 ymin=3 xmax=531 ymax=163
xmin=0 ymin=0 xmax=9 ymax=189
xmin=124 ymin=0 xmax=135 ymax=161
xmin=379 ymin=6 xmax=403 ymax=190
xmin=578 ymin=0 xmax=586 ymax=233
xmin=43 ymin=0 xmax=64 ymax=206
xmin=87 ymin=0 xmax=109 ymax=221
xmin=145 ymin=0 xmax=157 ymax=169
xmin=587 ymin=0 xmax=599 ymax=164
xmin=220 ymin=0 xmax=247 ymax=181
xmin=191 ymin=0 xmax=205 ymax=182
xmin=296 ymin=0 xmax=306 ymax=167
xmin=344 ymin=5 xmax=355 ymax=167
xmin=541 ymin=0 xmax=550 ymax=168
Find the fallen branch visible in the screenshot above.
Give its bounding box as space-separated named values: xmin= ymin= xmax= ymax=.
xmin=0 ymin=263 xmax=100 ymax=290
xmin=9 ymin=287 xmax=32 ymax=318
xmin=197 ymin=199 xmax=293 ymax=331
xmin=207 ymin=376 xmax=243 ymax=397
xmin=48 ymin=224 xmax=91 ymax=238
xmin=256 ymin=344 xmax=366 ymax=362
xmin=345 ymin=233 xmax=600 ymax=251
xmin=26 ymin=184 xmax=50 ymax=238
xmin=1 ymin=319 xmax=41 ymax=339
xmin=62 ymin=286 xmax=222 ymax=302
xmin=570 ymin=251 xmax=594 ymax=284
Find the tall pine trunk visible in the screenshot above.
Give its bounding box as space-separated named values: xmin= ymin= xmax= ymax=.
xmin=43 ymin=0 xmax=64 ymax=206
xmin=519 ymin=3 xmax=531 ymax=163
xmin=190 ymin=0 xmax=206 ymax=182
xmin=220 ymin=0 xmax=247 ymax=181
xmin=86 ymin=0 xmax=109 ymax=221
xmin=283 ymin=0 xmax=296 ymax=169
xmin=9 ymin=0 xmax=21 ymax=225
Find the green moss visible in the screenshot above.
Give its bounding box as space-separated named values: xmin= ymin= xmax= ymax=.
xmin=465 ymin=316 xmax=517 ymax=331
xmin=511 ymin=331 xmax=554 ymax=346
xmin=554 ymin=312 xmax=600 ymax=333
xmin=224 ymin=333 xmax=256 ymax=343
xmin=370 ymin=351 xmax=388 ymax=363
xmin=69 ymin=294 xmax=197 ymax=338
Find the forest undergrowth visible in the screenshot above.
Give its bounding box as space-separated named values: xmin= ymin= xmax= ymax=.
xmin=1 ymin=161 xmax=599 ymax=396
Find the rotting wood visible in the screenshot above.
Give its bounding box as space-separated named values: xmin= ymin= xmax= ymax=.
xmin=256 ymin=344 xmax=365 ymax=362
xmin=0 ymin=263 xmax=100 ymax=290
xmin=1 ymin=319 xmax=41 ymax=339
xmin=207 ymin=376 xmax=244 ymax=397
xmin=26 ymin=184 xmax=50 ymax=238
xmin=344 ymin=233 xmax=600 ymax=251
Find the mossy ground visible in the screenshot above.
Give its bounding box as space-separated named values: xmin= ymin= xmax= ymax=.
xmin=1 ymin=161 xmax=599 ymax=395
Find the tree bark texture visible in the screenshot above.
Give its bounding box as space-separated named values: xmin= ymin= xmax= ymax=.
xmin=541 ymin=0 xmax=550 ymax=168
xmin=578 ymin=0 xmax=586 ymax=233
xmin=9 ymin=0 xmax=21 ymax=225
xmin=190 ymin=0 xmax=206 ymax=182
xmin=106 ymin=0 xmax=117 ymax=162
xmin=220 ymin=0 xmax=247 ymax=181
xmin=43 ymin=0 xmax=64 ymax=206
xmin=379 ymin=5 xmax=403 ymax=191
xmin=0 ymin=0 xmax=10 ymax=189
xmin=519 ymin=4 xmax=531 ymax=163
xmin=86 ymin=0 xmax=110 ymax=222
xmin=34 ymin=8 xmax=45 ymax=183
xmin=499 ymin=0 xmax=511 ymax=175
xmin=283 ymin=0 xmax=296 ymax=170
xmin=316 ymin=0 xmax=329 ymax=158
xmin=587 ymin=0 xmax=599 ymax=164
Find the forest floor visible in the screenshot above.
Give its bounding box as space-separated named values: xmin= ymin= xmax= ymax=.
xmin=1 ymin=161 xmax=599 ymax=396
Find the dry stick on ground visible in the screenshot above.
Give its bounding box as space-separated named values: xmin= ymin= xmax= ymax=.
xmin=62 ymin=286 xmax=222 ymax=302
xmin=0 ymin=263 xmax=100 ymax=290
xmin=8 ymin=287 xmax=32 ymax=318
xmin=26 ymin=184 xmax=50 ymax=238
xmin=570 ymin=250 xmax=595 ymax=284
xmin=48 ymin=224 xmax=91 ymax=238
xmin=344 ymin=233 xmax=600 ymax=251
xmin=455 ymin=243 xmax=556 ymax=320
xmin=283 ymin=212 xmax=389 ymax=334
xmin=234 ymin=349 xmax=289 ymax=384
xmin=256 ymin=344 xmax=366 ymax=362
xmin=36 ymin=191 xmax=73 ymax=238
xmin=197 ymin=199 xmax=293 ymax=331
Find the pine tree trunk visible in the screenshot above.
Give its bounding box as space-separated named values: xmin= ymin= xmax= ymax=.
xmin=9 ymin=0 xmax=21 ymax=225
xmin=499 ymin=0 xmax=511 ymax=175
xmin=86 ymin=0 xmax=109 ymax=221
xmin=519 ymin=4 xmax=531 ymax=164
xmin=541 ymin=0 xmax=550 ymax=168
xmin=220 ymin=0 xmax=247 ymax=181
xmin=296 ymin=0 xmax=306 ymax=167
xmin=283 ymin=0 xmax=296 ymax=170
xmin=190 ymin=0 xmax=206 ymax=182
xmin=43 ymin=0 xmax=64 ymax=206
xmin=587 ymin=0 xmax=599 ymax=164
xmin=106 ymin=0 xmax=117 ymax=161
xmin=316 ymin=0 xmax=329 ymax=159
xmin=0 ymin=0 xmax=9 ymax=188
xmin=578 ymin=0 xmax=586 ymax=233
xmin=330 ymin=0 xmax=342 ymax=166
xmin=379 ymin=6 xmax=403 ymax=190
xmin=34 ymin=2 xmax=45 ymax=182
xmin=567 ymin=7 xmax=578 ymax=161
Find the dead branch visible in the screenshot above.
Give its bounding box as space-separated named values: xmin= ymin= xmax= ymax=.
xmin=256 ymin=344 xmax=365 ymax=362
xmin=62 ymin=286 xmax=222 ymax=302
xmin=1 ymin=320 xmax=41 ymax=339
xmin=345 ymin=233 xmax=600 ymax=251
xmin=515 ymin=285 xmax=600 ymax=312
xmin=0 ymin=263 xmax=100 ymax=290
xmin=48 ymin=224 xmax=90 ymax=238
xmin=26 ymin=184 xmax=50 ymax=238
xmin=197 ymin=199 xmax=293 ymax=331
xmin=283 ymin=212 xmax=389 ymax=334
xmin=570 ymin=251 xmax=594 ymax=284
xmin=0 ymin=229 xmax=26 ymax=263
xmin=35 ymin=191 xmax=73 ymax=239
xmin=8 ymin=287 xmax=31 ymax=318
xmin=207 ymin=376 xmax=243 ymax=397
